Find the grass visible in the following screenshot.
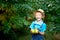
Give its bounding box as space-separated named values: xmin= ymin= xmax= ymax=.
xmin=16 ymin=32 xmax=60 ymax=40
xmin=18 ymin=34 xmax=31 ymax=40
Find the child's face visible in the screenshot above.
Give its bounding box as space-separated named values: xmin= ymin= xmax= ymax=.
xmin=35 ymin=12 xmax=42 ymax=21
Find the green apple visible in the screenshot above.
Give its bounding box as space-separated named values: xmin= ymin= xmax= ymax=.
xmin=34 ymin=28 xmax=38 ymax=33
xmin=31 ymin=28 xmax=38 ymax=33
xmin=31 ymin=29 xmax=35 ymax=33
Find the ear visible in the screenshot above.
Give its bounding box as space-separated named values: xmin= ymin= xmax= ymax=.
xmin=42 ymin=16 xmax=45 ymax=19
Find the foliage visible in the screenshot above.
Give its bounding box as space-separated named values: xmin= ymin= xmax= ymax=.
xmin=0 ymin=0 xmax=60 ymax=40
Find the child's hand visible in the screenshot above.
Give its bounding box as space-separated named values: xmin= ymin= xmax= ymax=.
xmin=38 ymin=31 xmax=45 ymax=35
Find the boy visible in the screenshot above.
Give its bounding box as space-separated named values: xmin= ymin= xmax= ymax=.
xmin=30 ymin=9 xmax=46 ymax=40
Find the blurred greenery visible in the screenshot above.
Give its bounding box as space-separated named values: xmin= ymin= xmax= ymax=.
xmin=0 ymin=0 xmax=60 ymax=40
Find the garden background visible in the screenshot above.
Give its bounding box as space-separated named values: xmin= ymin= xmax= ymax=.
xmin=0 ymin=0 xmax=60 ymax=40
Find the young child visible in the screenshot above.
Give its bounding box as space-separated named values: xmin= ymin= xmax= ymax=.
xmin=29 ymin=9 xmax=46 ymax=40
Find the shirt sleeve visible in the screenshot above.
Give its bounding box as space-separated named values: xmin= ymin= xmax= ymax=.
xmin=40 ymin=23 xmax=46 ymax=32
xmin=29 ymin=21 xmax=34 ymax=30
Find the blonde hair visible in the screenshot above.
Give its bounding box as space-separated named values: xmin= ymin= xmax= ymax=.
xmin=34 ymin=9 xmax=45 ymax=18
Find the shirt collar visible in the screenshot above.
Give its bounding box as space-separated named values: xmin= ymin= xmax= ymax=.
xmin=34 ymin=20 xmax=43 ymax=25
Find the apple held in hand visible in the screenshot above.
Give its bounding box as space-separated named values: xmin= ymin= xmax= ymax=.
xmin=31 ymin=29 xmax=35 ymax=33
xmin=31 ymin=28 xmax=38 ymax=34
xmin=35 ymin=28 xmax=38 ymax=33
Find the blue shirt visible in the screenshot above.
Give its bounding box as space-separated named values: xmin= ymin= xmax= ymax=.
xmin=29 ymin=20 xmax=46 ymax=32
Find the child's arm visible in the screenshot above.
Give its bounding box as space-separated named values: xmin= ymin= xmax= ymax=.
xmin=39 ymin=32 xmax=45 ymax=35
xmin=39 ymin=23 xmax=46 ymax=35
xmin=29 ymin=22 xmax=34 ymax=33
